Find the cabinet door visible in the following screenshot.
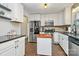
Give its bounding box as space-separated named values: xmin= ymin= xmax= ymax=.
xmin=37 ymin=38 xmax=52 ymax=55
xmin=59 ymin=34 xmax=63 ymax=47
xmin=10 ymin=3 xmax=23 ymax=22
xmin=18 ymin=37 xmax=25 ymax=56
xmin=17 ymin=4 xmax=23 ymax=22
xmin=10 ymin=4 xmax=18 ymax=21
xmin=0 ymin=40 xmax=15 ymax=56
xmin=34 ymin=14 xmax=40 ymax=21
xmin=41 ymin=15 xmax=45 ymax=26
xmin=29 ymin=15 xmax=35 ymax=21
xmin=15 ymin=37 xmax=25 ymax=56
xmin=54 ymin=32 xmax=59 ymax=44
xmin=0 ymin=47 xmax=15 ymax=56
xmin=63 ymin=35 xmax=69 ymax=55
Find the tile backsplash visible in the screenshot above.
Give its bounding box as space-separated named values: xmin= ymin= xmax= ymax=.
xmin=0 ymin=18 xmax=21 ymax=36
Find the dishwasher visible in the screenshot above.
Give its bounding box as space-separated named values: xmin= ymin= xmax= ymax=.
xmin=69 ymin=36 xmax=79 ymax=56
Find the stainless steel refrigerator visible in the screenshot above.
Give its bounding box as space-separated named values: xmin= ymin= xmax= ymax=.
xmin=29 ymin=21 xmax=40 ymax=42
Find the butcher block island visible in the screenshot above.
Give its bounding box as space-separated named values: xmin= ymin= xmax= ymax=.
xmin=37 ymin=34 xmax=53 ymax=56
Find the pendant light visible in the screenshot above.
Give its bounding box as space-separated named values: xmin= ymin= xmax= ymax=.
xmin=44 ymin=3 xmax=48 ymax=8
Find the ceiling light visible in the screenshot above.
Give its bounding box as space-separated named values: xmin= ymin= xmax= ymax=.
xmin=44 ymin=3 xmax=48 ymax=8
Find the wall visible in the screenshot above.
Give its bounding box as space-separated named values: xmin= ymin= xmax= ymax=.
xmin=23 ymin=8 xmax=30 ymax=42
xmin=0 ymin=18 xmax=21 ymax=36
xmin=21 ymin=16 xmax=28 ymax=36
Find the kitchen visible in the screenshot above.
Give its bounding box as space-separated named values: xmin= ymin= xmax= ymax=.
xmin=0 ymin=3 xmax=79 ymax=56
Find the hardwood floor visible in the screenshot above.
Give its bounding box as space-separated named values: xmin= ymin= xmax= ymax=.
xmin=25 ymin=42 xmax=66 ymax=56
xmin=52 ymin=44 xmax=67 ymax=56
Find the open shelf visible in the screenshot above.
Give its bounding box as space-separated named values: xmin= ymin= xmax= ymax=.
xmin=0 ymin=15 xmax=12 ymax=20
xmin=0 ymin=4 xmax=11 ymax=11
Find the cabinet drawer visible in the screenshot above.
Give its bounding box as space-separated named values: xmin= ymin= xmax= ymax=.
xmin=0 ymin=40 xmax=14 ymax=51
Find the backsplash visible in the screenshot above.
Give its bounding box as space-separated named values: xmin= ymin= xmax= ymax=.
xmin=0 ymin=18 xmax=21 ymax=36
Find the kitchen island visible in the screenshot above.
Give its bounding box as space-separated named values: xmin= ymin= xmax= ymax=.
xmin=37 ymin=34 xmax=53 ymax=56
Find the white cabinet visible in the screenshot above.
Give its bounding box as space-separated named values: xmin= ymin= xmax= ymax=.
xmin=0 ymin=40 xmax=15 ymax=56
xmin=37 ymin=38 xmax=52 ymax=56
xmin=9 ymin=3 xmax=23 ymax=22
xmin=0 ymin=37 xmax=25 ymax=56
xmin=59 ymin=33 xmax=69 ymax=55
xmin=17 ymin=4 xmax=23 ymax=22
xmin=29 ymin=15 xmax=35 ymax=21
xmin=29 ymin=14 xmax=40 ymax=21
xmin=63 ymin=35 xmax=69 ymax=55
xmin=14 ymin=37 xmax=25 ymax=56
xmin=0 ymin=47 xmax=15 ymax=56
xmin=40 ymin=15 xmax=45 ymax=26
xmin=34 ymin=14 xmax=40 ymax=21
xmin=53 ymin=32 xmax=59 ymax=44
xmin=59 ymin=33 xmax=63 ymax=47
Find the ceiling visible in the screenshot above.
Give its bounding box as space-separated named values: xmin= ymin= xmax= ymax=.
xmin=23 ymin=3 xmax=72 ymax=14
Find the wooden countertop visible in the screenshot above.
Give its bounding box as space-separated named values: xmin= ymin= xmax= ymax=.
xmin=36 ymin=34 xmax=53 ymax=38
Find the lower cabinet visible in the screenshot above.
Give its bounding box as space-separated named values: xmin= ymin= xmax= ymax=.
xmin=37 ymin=38 xmax=52 ymax=56
xmin=0 ymin=40 xmax=15 ymax=56
xmin=53 ymin=32 xmax=59 ymax=44
xmin=0 ymin=37 xmax=25 ymax=56
xmin=14 ymin=37 xmax=25 ymax=56
xmin=59 ymin=33 xmax=69 ymax=55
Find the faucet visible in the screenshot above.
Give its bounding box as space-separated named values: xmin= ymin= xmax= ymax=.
xmin=72 ymin=24 xmax=76 ymax=35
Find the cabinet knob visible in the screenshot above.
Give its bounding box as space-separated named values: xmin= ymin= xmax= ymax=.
xmin=15 ymin=45 xmax=19 ymax=48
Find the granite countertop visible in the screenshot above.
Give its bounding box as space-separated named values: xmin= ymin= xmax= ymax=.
xmin=55 ymin=31 xmax=79 ymax=39
xmin=56 ymin=31 xmax=79 ymax=46
xmin=0 ymin=35 xmax=25 ymax=44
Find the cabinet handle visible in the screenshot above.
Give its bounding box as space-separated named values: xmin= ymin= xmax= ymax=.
xmin=15 ymin=45 xmax=19 ymax=48
xmin=15 ymin=46 xmax=17 ymax=48
xmin=15 ymin=40 xmax=19 ymax=42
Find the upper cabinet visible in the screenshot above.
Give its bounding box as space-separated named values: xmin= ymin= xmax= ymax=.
xmin=64 ymin=5 xmax=72 ymax=25
xmin=12 ymin=3 xmax=23 ymax=22
xmin=8 ymin=3 xmax=24 ymax=22
xmin=40 ymin=14 xmax=46 ymax=26
xmin=0 ymin=3 xmax=12 ymax=20
xmin=72 ymin=3 xmax=79 ymax=23
xmin=29 ymin=14 xmax=40 ymax=21
xmin=34 ymin=14 xmax=40 ymax=21
xmin=0 ymin=3 xmax=24 ymax=22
